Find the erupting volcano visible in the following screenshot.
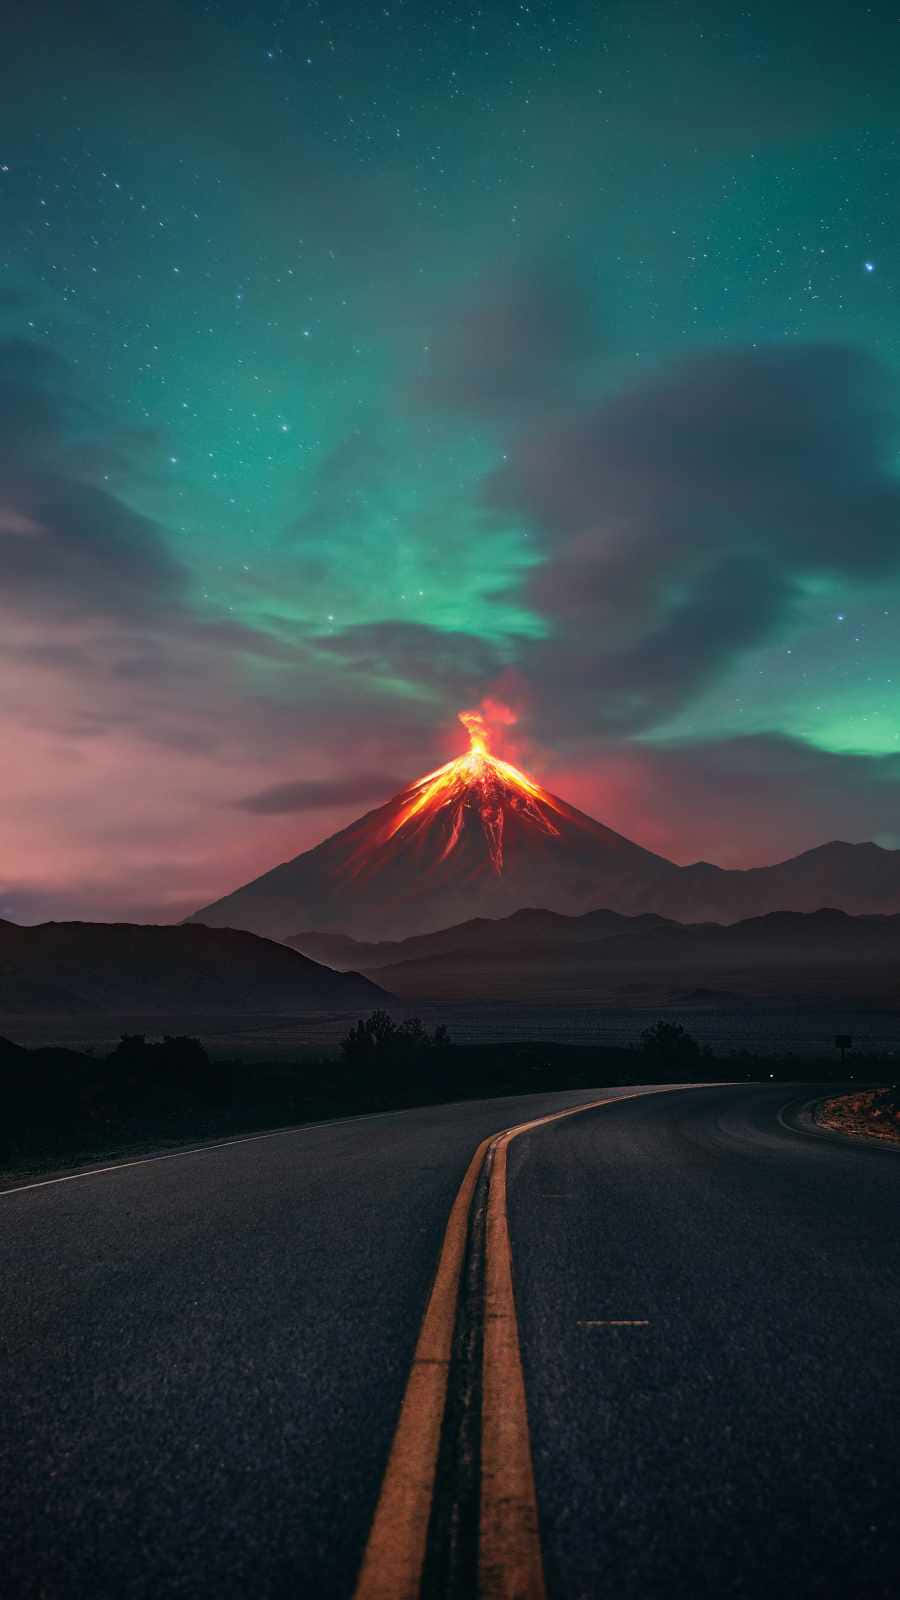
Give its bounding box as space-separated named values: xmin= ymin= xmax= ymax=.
xmin=189 ymin=712 xmax=900 ymax=943
xmin=369 ymin=709 xmax=564 ymax=877
xmin=190 ymin=709 xmax=676 ymax=940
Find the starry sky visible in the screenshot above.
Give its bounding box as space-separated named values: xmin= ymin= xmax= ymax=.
xmin=2 ymin=0 xmax=899 ymax=923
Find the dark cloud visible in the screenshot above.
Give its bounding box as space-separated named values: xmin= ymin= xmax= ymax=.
xmin=537 ymin=729 xmax=900 ymax=872
xmin=4 ymin=479 xmax=186 ymax=621
xmin=414 ymin=256 xmax=598 ymax=420
xmin=318 ymin=619 xmax=508 ymax=699
xmin=0 ymin=337 xmax=316 ymax=767
xmin=485 ymin=343 xmax=900 ymax=737
xmin=0 ymin=338 xmax=186 ymax=622
xmin=235 ymin=772 xmax=404 ymax=815
xmin=620 ymin=733 xmax=900 ymax=865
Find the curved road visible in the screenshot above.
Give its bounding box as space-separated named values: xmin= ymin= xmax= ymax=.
xmin=510 ymin=1085 xmax=899 ymax=1599
xmin=1 ymin=1083 xmax=898 ymax=1597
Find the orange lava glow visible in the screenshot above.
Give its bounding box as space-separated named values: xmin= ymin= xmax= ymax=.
xmin=380 ymin=708 xmax=562 ymax=873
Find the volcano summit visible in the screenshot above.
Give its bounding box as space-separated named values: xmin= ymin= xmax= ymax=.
xmin=366 ymin=708 xmax=574 ymax=878
xmin=189 ymin=712 xmax=900 ymax=942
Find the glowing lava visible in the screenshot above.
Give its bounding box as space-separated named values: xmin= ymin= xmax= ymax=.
xmin=380 ymin=708 xmax=562 ymax=874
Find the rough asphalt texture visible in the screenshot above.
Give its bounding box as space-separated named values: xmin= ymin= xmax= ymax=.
xmin=2 ymin=1083 xmax=898 ymax=1597
xmin=0 ymin=1087 xmax=610 ymax=1599
xmin=509 ymin=1084 xmax=900 ymax=1598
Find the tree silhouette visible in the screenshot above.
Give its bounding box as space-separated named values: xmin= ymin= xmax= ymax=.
xmin=340 ymin=1010 xmax=450 ymax=1078
xmin=639 ymin=1020 xmax=703 ymax=1072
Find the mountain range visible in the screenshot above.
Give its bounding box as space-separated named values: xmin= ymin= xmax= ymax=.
xmin=289 ymin=906 xmax=900 ymax=1007
xmin=189 ymin=717 xmax=900 ymax=941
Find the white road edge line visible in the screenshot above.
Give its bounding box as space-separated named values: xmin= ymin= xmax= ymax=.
xmin=0 ymin=1108 xmax=412 ymax=1197
xmin=0 ymin=1089 xmax=606 ymax=1198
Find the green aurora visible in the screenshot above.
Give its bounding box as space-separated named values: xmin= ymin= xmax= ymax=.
xmin=2 ymin=0 xmax=899 ymax=918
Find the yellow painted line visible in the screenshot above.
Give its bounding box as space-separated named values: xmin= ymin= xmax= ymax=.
xmin=355 ymin=1086 xmax=678 ymax=1600
xmin=479 ymin=1126 xmax=545 ymax=1600
xmin=478 ymin=1085 xmax=738 ymax=1597
xmin=478 ymin=1093 xmax=656 ymax=1600
xmin=353 ymin=1130 xmax=494 ymax=1600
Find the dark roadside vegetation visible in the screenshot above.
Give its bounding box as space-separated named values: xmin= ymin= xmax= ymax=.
xmin=2 ymin=1014 xmax=896 ymax=1177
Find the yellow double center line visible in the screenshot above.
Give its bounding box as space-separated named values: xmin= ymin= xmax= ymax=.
xmin=353 ymin=1091 xmax=657 ymax=1600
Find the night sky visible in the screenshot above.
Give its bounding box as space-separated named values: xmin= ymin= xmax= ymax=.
xmin=2 ymin=0 xmax=899 ymax=923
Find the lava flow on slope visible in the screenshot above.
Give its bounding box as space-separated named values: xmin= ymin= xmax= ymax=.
xmin=189 ymin=710 xmax=677 ymax=939
xmin=366 ymin=708 xmax=564 ymax=876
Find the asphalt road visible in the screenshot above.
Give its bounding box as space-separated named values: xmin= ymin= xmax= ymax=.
xmin=509 ymin=1084 xmax=900 ymax=1598
xmin=0 ymin=1086 xmax=617 ymax=1599
xmin=2 ymin=1083 xmax=898 ymax=1598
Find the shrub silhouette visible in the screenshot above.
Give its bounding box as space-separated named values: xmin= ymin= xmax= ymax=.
xmin=108 ymin=1033 xmax=220 ymax=1110
xmin=340 ymin=1010 xmax=450 ymax=1087
xmin=639 ymin=1020 xmax=703 ymax=1072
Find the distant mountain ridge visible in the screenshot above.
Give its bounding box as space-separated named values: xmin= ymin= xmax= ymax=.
xmin=288 ymin=906 xmax=671 ymax=972
xmin=290 ymin=906 xmax=900 ymax=1007
xmin=0 ymin=921 xmax=388 ymax=1016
